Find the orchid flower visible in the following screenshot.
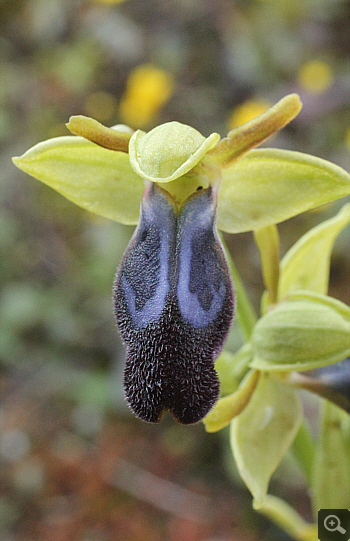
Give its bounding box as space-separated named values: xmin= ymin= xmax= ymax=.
xmin=12 ymin=94 xmax=350 ymax=427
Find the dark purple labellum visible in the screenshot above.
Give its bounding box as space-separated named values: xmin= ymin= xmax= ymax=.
xmin=114 ymin=181 xmax=234 ymax=424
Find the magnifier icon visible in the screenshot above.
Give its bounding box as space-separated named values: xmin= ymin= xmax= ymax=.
xmin=324 ymin=515 xmax=346 ymax=534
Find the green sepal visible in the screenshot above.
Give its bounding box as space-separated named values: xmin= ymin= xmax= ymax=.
xmin=203 ymin=370 xmax=260 ymax=433
xmin=230 ymin=373 xmax=302 ymax=504
xmin=12 ymin=136 xmax=143 ymax=225
xmin=251 ymin=291 xmax=350 ymax=372
xmin=312 ymin=401 xmax=350 ymax=512
xmin=128 ymin=121 xmax=220 ymax=182
xmin=279 ymin=203 xmax=350 ymax=298
xmin=218 ymin=148 xmax=350 ymax=233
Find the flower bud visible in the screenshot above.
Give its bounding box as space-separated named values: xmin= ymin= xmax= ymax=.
xmin=251 ymin=292 xmax=350 ymax=372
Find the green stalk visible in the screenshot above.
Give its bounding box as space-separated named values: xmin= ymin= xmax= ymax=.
xmin=254 ymin=224 xmax=280 ymax=307
xmin=254 ymin=495 xmax=317 ymax=541
xmin=221 ymin=235 xmax=257 ymax=340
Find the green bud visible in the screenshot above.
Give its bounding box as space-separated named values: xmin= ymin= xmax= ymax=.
xmin=251 ymin=291 xmax=350 ymax=372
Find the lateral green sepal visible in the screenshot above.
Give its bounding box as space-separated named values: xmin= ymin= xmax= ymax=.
xmin=218 ymin=149 xmax=350 ymax=233
xmin=12 ymin=136 xmax=143 ymax=224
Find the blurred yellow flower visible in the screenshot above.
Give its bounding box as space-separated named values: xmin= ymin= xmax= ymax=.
xmin=297 ymin=60 xmax=333 ymax=94
xmin=228 ymin=99 xmax=271 ymax=130
xmin=119 ymin=64 xmax=174 ymax=128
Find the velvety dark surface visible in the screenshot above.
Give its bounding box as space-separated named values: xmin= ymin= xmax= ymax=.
xmin=114 ymin=184 xmax=234 ymax=423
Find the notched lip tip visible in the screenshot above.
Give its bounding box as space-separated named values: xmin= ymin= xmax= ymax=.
xmin=129 ymin=404 xmax=167 ymax=424
xmin=131 ymin=404 xmax=211 ymax=425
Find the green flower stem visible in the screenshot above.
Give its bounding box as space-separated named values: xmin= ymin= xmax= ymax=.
xmin=221 ymin=235 xmax=257 ymax=340
xmin=291 ymin=420 xmax=315 ymax=487
xmin=253 ymin=495 xmax=317 ymax=541
xmin=254 ymin=224 xmax=280 ymax=307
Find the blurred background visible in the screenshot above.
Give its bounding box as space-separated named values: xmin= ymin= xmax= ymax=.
xmin=1 ymin=0 xmax=350 ymax=540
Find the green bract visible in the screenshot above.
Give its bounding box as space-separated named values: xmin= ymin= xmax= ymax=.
xmin=312 ymin=402 xmax=350 ymax=510
xmin=12 ymin=93 xmax=350 ymax=232
xmin=279 ymin=203 xmax=350 ymax=298
xmin=230 ymin=373 xmax=302 ymax=504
